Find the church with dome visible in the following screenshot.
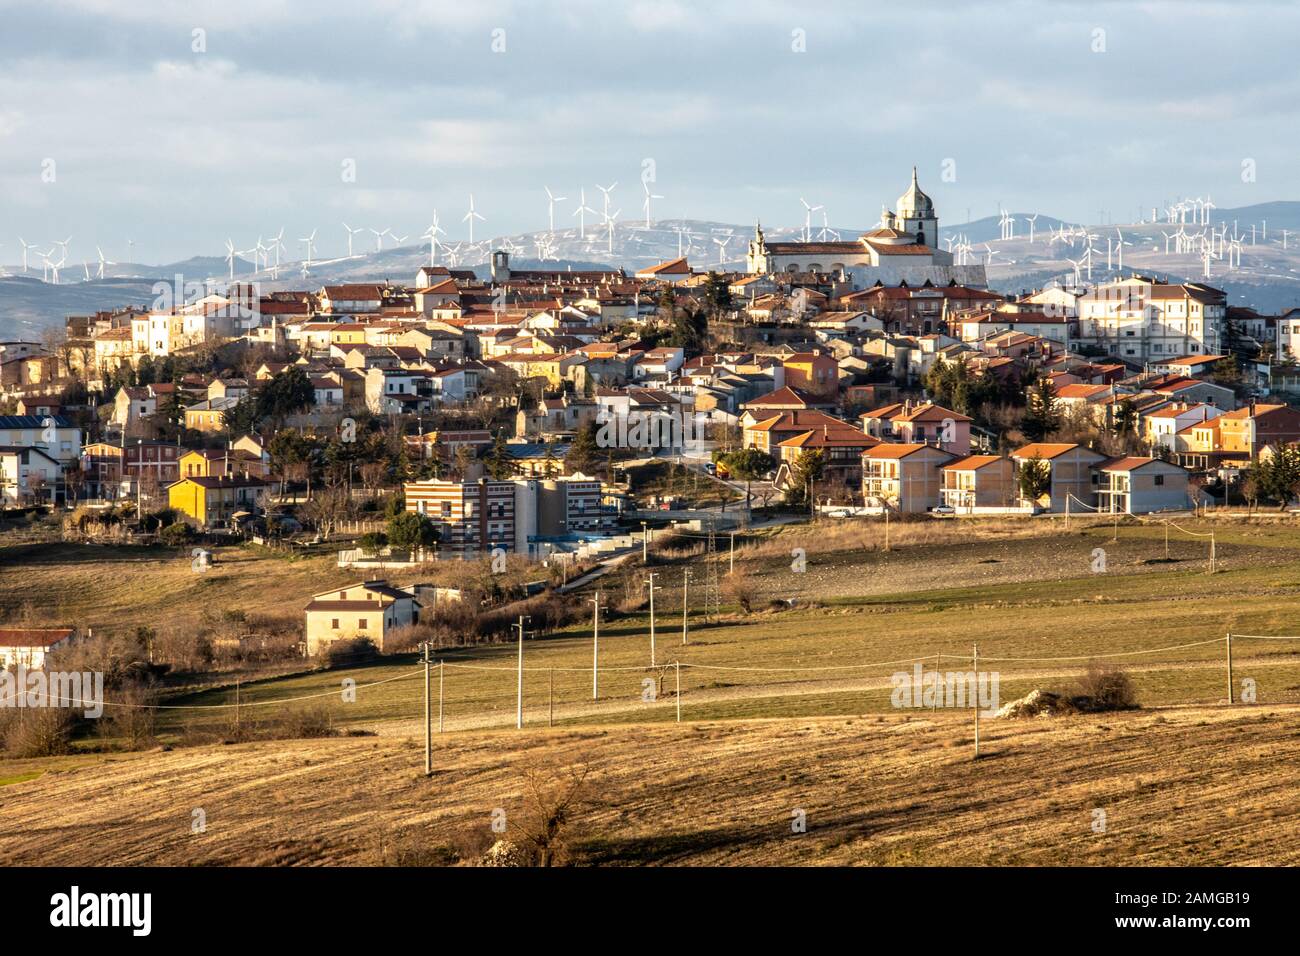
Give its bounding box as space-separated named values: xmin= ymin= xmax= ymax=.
xmin=745 ymin=168 xmax=987 ymax=288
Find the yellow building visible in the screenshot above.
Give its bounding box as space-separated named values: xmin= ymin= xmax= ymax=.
xmin=178 ymin=448 xmax=270 ymax=479
xmin=184 ymin=396 xmax=240 ymax=433
xmin=168 ymin=474 xmax=272 ymax=527
xmin=303 ymin=581 xmax=421 ymax=655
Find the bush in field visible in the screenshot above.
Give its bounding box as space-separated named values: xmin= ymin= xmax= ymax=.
xmin=159 ymin=522 xmax=196 ymax=546
xmin=273 ymin=704 xmax=338 ymax=739
xmin=723 ymin=567 xmax=756 ymax=614
xmin=97 ymin=681 xmax=157 ymax=751
xmin=1075 ymin=662 xmax=1139 ymax=712
xmin=317 ymin=637 xmax=378 ymax=668
xmin=0 ymin=707 xmax=76 ymax=757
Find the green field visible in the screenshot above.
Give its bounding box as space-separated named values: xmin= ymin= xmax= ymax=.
xmin=155 ymin=517 xmax=1300 ymax=736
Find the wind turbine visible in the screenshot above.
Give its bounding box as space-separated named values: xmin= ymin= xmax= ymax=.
xmin=641 ymin=181 xmax=664 ymax=229
xmin=1025 ymin=214 xmax=1039 ymax=243
xmin=342 ymin=222 xmax=364 ymax=257
xmin=368 ymin=227 xmax=390 ymax=252
xmin=543 ymin=186 xmax=567 ymax=235
xmin=596 ymin=181 xmax=618 ymax=225
xmin=390 ymin=232 xmax=409 ymax=247
xmin=95 ymin=246 xmax=115 ymax=279
xmin=799 ymin=198 xmax=823 ymax=242
xmin=1113 ymin=228 xmax=1131 ymax=273
xmin=17 ymin=237 xmax=36 ymax=273
xmin=1066 ymin=257 xmax=1082 ymax=286
xmin=300 ymin=229 xmax=317 ymax=267
xmin=605 ymin=208 xmax=621 ymax=255
xmin=463 ymin=195 xmax=485 ymax=243
xmin=713 ymin=235 xmax=732 ymax=266
xmin=571 ymin=189 xmax=596 ymax=240
xmin=982 ymin=242 xmax=999 ymax=266
xmin=421 ymin=212 xmax=446 ymax=267
xmin=268 ymin=228 xmax=286 ymax=279
xmin=224 ymin=239 xmax=237 ymax=281
xmin=818 ymin=208 xmax=838 ymax=241
xmin=48 ymin=250 xmax=66 ymax=285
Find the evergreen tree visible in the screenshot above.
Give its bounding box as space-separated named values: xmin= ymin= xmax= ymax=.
xmin=1021 ymin=378 xmax=1059 ymax=442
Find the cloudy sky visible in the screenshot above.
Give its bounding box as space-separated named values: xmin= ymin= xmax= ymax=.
xmin=1 ymin=0 xmax=1296 ymax=264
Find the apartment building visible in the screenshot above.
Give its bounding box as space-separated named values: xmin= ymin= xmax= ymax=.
xmin=1075 ymin=277 xmax=1226 ymax=361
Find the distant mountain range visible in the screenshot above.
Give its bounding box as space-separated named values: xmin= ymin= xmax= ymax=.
xmin=5 ymin=202 xmax=1300 ymax=339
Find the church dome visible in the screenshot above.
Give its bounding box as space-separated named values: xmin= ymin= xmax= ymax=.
xmin=896 ymin=167 xmax=934 ymax=218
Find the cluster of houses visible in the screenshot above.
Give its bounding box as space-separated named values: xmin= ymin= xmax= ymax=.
xmin=1 ymin=167 xmax=1297 ymax=529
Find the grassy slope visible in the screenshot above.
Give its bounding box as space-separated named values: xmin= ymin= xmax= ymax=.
xmin=1 ymin=705 xmax=1297 ymax=866
xmin=6 ymin=515 xmax=1300 ymax=865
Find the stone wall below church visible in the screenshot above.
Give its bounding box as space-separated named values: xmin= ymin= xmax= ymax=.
xmin=845 ymin=263 xmax=989 ymax=289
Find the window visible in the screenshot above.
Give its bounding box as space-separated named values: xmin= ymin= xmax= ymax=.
xmin=358 ymin=619 xmax=368 ymax=630
xmin=1154 ymin=475 xmax=1164 ymax=486
xmin=331 ymin=619 xmax=340 ymax=629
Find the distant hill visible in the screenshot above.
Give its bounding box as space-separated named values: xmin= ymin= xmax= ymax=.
xmin=6 ymin=204 xmax=1300 ymax=338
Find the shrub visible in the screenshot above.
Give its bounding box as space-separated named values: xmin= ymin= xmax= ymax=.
xmin=159 ymin=522 xmax=196 ymax=546
xmin=274 ymin=704 xmax=337 ymax=739
xmin=316 ymin=637 xmax=378 ymax=668
xmin=97 ymin=681 xmax=157 ymax=751
xmin=357 ymin=531 xmax=388 ymax=554
xmin=1075 ymin=662 xmax=1139 ymax=712
xmin=0 ymin=707 xmax=76 ymax=758
xmin=723 ymin=568 xmax=756 ymax=614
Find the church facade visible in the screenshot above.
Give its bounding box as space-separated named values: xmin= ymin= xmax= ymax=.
xmin=745 ymin=168 xmax=988 ymax=288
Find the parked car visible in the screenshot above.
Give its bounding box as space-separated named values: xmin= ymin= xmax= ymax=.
xmin=930 ymin=505 xmax=956 ymax=515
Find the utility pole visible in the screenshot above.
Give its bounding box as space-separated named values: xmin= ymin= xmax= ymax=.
xmin=589 ymin=590 xmax=601 ymax=699
xmin=642 ymin=521 xmax=648 ymax=562
xmin=972 ymin=643 xmax=980 ymax=760
xmin=682 ymin=568 xmax=690 ymax=645
xmin=1226 ymin=632 xmax=1234 ymax=704
xmin=438 ymin=659 xmax=444 ymax=733
xmin=729 ymin=531 xmax=735 ymax=575
xmin=675 ymin=660 xmax=681 ymax=723
xmin=422 ymin=642 xmax=432 ymax=776
xmin=514 ymin=615 xmax=530 ymax=729
xmin=645 ymin=573 xmax=658 ymax=667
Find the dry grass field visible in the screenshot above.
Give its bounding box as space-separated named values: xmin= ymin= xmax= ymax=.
xmin=1 ymin=704 xmax=1297 ymax=866
xmin=5 ymin=513 xmax=1300 ymax=865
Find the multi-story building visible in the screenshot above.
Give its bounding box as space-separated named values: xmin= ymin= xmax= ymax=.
xmin=403 ymin=476 xmax=606 ymax=559
xmin=1075 ymin=277 xmax=1227 ymax=362
xmin=861 ymin=443 xmax=953 ymax=513
xmin=404 ymin=478 xmax=519 ymax=559
xmin=81 ymin=440 xmax=183 ymax=499
xmin=940 ymin=455 xmax=1016 ymax=511
xmin=1010 ymin=443 xmax=1107 ymax=511
xmin=303 ymin=580 xmax=421 ymax=655
xmin=0 ymin=414 xmax=81 ymax=467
